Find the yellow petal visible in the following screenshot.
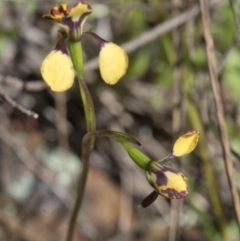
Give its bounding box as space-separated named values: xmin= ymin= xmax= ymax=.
xmin=173 ymin=130 xmax=200 ymax=157
xmin=99 ymin=42 xmax=128 ymax=85
xmin=40 ymin=51 xmax=74 ymax=92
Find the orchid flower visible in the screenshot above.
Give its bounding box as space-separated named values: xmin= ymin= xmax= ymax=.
xmin=41 ymin=2 xmax=128 ymax=92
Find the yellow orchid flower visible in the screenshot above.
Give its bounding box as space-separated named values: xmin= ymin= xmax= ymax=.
xmin=146 ymin=162 xmax=188 ymax=199
xmin=41 ymin=1 xmax=128 ymax=92
xmin=43 ymin=2 xmax=92 ymax=41
xmin=137 ymin=131 xmax=199 ymax=207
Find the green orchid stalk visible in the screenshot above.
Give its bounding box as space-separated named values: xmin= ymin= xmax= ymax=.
xmin=39 ymin=1 xmax=200 ymax=241
xmin=40 ymin=2 xmax=129 ymax=241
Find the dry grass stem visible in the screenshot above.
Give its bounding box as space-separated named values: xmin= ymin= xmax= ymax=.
xmin=0 ymin=86 xmax=38 ymax=119
xmin=199 ymin=0 xmax=240 ymax=229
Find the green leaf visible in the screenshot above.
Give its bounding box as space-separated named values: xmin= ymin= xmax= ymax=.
xmin=85 ymin=130 xmax=141 ymax=147
xmin=128 ymin=47 xmax=150 ymax=78
xmin=223 ymin=49 xmax=240 ymax=102
xmin=122 ymin=143 xmax=150 ymax=169
xmin=83 ymin=130 xmax=150 ymax=169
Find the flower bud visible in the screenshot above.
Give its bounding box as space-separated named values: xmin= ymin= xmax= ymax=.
xmin=172 ymin=130 xmax=200 ymax=157
xmin=146 ymin=161 xmax=188 ymax=199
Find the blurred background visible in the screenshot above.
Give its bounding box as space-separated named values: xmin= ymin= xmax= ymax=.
xmin=0 ymin=0 xmax=240 ymax=240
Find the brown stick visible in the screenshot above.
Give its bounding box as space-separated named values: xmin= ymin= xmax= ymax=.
xmin=84 ymin=0 xmax=223 ymax=71
xmin=0 ymin=86 xmax=38 ymax=118
xmin=199 ymin=0 xmax=240 ymax=229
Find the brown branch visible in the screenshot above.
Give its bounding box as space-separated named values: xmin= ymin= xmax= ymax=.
xmin=0 ymin=86 xmax=38 ymax=118
xmin=84 ymin=0 xmax=224 ymax=72
xmin=199 ymin=0 xmax=240 ymax=230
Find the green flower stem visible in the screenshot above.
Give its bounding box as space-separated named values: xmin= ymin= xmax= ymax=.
xmin=66 ymin=129 xmax=141 ymax=241
xmin=65 ymin=157 xmax=89 ymax=241
xmin=68 ymin=41 xmax=96 ymax=148
xmin=68 ymin=42 xmax=96 ymax=131
xmin=66 ymin=41 xmax=96 ymax=241
xmin=68 ymin=42 xmax=84 ymax=78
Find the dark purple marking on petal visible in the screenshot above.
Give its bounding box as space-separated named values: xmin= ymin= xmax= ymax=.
xmin=61 ymin=12 xmax=91 ymax=41
xmin=84 ymin=31 xmax=108 ymax=48
xmin=154 ymin=165 xmax=178 ymax=186
xmin=55 ymin=38 xmax=68 ymax=55
xmin=162 ymin=188 xmax=188 ymax=199
xmin=156 ymin=170 xmax=168 ymax=186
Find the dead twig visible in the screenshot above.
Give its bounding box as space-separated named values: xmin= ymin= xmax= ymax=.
xmin=84 ymin=0 xmax=224 ymax=72
xmin=0 ymin=86 xmax=38 ymax=118
xmin=199 ymin=0 xmax=240 ymax=230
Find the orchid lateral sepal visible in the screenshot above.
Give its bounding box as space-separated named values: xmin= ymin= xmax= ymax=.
xmin=40 ymin=38 xmax=75 ymax=92
xmin=83 ymin=31 xmax=129 ymax=85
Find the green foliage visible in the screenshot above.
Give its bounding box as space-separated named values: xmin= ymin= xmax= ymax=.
xmin=211 ymin=4 xmax=235 ymax=50
xmin=223 ymin=49 xmax=240 ymax=101
xmin=191 ymin=46 xmax=207 ymax=68
xmin=127 ymin=10 xmax=147 ymax=37
xmin=128 ymin=46 xmax=150 ymax=78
